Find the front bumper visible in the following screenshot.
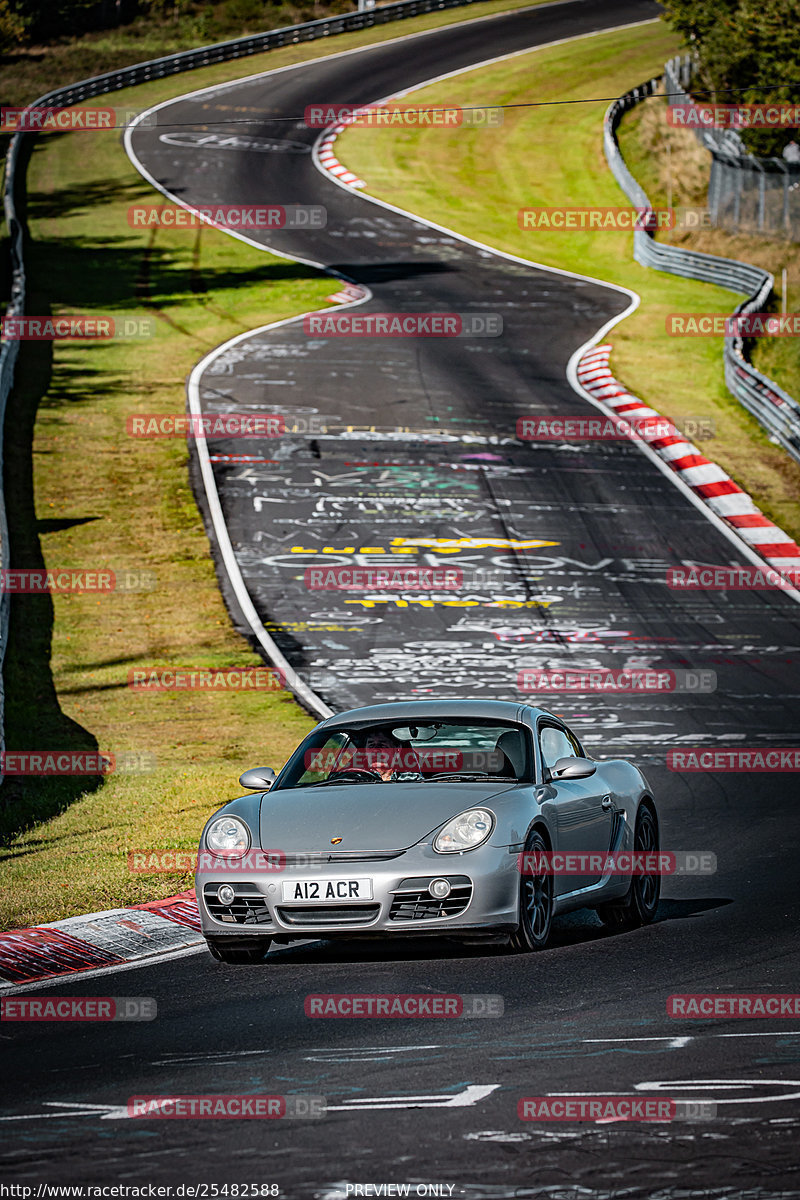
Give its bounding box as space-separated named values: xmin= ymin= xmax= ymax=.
xmin=195 ymin=842 xmax=519 ymax=939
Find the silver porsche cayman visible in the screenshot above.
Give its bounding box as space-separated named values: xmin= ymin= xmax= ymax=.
xmin=195 ymin=699 xmax=660 ymax=962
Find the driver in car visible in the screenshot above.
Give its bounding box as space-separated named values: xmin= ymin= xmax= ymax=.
xmin=328 ymin=728 xmax=423 ymax=781
xmin=362 ymin=728 xmax=409 ymax=780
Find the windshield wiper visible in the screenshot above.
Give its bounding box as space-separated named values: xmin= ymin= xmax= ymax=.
xmin=301 ymin=777 xmax=373 ymax=786
xmin=424 ymin=772 xmax=518 ymax=782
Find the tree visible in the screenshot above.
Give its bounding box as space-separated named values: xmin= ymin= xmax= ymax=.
xmin=0 ymin=0 xmax=27 ymax=50
xmin=661 ymin=0 xmax=800 ymax=156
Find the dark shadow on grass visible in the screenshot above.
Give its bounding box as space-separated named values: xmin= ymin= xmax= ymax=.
xmin=37 ymin=516 xmax=101 ymax=534
xmin=0 ymin=329 xmax=107 ymax=844
xmin=19 ymin=235 xmax=323 ymax=314
xmin=57 ymin=681 xmax=134 ymax=696
xmin=0 ymin=825 xmax=117 ymax=857
xmin=15 ymin=138 xmax=324 ymax=314
xmin=25 ymin=172 xmax=155 ymax=222
xmin=0 ymin=135 xmax=112 ymax=841
xmin=23 ymin=236 xmax=241 ymax=311
xmin=0 ymin=135 xmax=328 ymax=842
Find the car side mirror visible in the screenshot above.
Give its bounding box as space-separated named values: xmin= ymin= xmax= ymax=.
xmin=239 ymin=767 xmax=277 ymax=791
xmin=550 ymin=756 xmax=597 ymax=781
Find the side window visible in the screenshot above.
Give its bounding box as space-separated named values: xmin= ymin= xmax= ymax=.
xmin=539 ymin=725 xmax=577 ymax=773
xmin=289 ymin=732 xmax=352 ymax=787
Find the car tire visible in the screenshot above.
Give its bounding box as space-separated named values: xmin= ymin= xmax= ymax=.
xmin=206 ymin=937 xmax=271 ymax=964
xmin=595 ymin=803 xmax=660 ymax=931
xmin=509 ymin=829 xmax=553 ymax=952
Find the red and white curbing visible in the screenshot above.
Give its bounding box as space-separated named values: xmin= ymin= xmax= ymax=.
xmin=6 ymin=351 xmax=797 ymax=988
xmin=576 ymin=344 xmax=800 ymax=575
xmin=325 ymin=281 xmax=369 ymax=305
xmin=0 ymin=891 xmax=202 ymax=986
xmin=317 ymin=121 xmax=366 ymax=189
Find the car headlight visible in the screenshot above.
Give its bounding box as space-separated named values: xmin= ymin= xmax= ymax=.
xmin=434 ymin=808 xmax=495 ymax=854
xmin=205 ymin=815 xmax=250 ymax=857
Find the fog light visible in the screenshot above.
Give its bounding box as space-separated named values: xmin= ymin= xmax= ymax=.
xmin=429 ymin=878 xmax=451 ymax=899
xmin=217 ymin=884 xmax=235 ymax=906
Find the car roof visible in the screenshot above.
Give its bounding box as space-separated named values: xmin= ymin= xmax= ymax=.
xmin=316 ymin=699 xmax=557 ymax=728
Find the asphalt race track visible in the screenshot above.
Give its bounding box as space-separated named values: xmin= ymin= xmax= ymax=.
xmin=3 ymin=1 xmax=800 ymax=1195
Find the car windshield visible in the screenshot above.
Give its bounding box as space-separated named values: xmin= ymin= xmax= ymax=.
xmin=274 ymin=720 xmax=531 ymax=789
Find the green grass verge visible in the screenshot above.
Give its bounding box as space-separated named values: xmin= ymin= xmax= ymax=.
xmin=0 ymin=108 xmax=331 ymax=927
xmin=0 ymin=0 xmax=566 ymax=931
xmin=337 ymin=19 xmax=800 ymax=544
xmin=3 ymin=8 xmax=797 ymax=931
xmin=0 ymin=0 xmax=552 ymax=110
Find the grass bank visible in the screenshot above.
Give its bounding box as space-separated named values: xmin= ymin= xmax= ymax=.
xmin=0 ymin=0 xmax=549 ymax=110
xmin=0 ymin=100 xmax=329 ymax=926
xmin=0 ymin=0 xmax=563 ymax=930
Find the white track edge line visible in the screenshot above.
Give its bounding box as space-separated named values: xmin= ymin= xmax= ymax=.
xmin=314 ymin=24 xmax=800 ymax=608
xmin=0 ymin=6 xmax=666 ymax=972
xmin=122 ymin=11 xmax=659 ymax=717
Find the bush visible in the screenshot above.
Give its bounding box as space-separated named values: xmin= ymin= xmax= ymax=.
xmin=661 ymin=0 xmax=800 ymax=157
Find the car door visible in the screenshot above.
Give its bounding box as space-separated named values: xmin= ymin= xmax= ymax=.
xmin=537 ymin=721 xmax=616 ymax=894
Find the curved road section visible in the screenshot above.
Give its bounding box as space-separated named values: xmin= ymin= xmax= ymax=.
xmin=127 ymin=0 xmax=798 ymax=759
xmin=1 ymin=2 xmax=799 ymax=1192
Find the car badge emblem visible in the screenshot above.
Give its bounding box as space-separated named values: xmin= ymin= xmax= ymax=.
xmin=331 ymin=836 xmax=343 ymax=845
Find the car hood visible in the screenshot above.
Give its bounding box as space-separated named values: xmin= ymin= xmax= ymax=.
xmin=258 ymin=781 xmax=518 ymax=852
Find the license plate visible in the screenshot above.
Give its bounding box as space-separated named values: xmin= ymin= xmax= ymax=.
xmin=281 ymin=877 xmax=373 ymax=903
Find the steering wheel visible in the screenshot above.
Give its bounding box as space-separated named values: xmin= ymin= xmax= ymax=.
xmin=329 ymin=768 xmax=383 ymax=782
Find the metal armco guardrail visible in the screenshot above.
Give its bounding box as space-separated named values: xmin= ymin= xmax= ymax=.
xmin=0 ymin=0 xmax=485 ymax=764
xmin=604 ymin=72 xmax=800 ymax=469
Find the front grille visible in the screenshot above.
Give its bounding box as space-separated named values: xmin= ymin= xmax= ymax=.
xmin=203 ymin=882 xmax=271 ymax=926
xmin=280 ymin=851 xmax=404 ymax=866
xmin=389 ymin=875 xmax=472 ymax=922
xmin=275 ymin=903 xmax=380 ymax=927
